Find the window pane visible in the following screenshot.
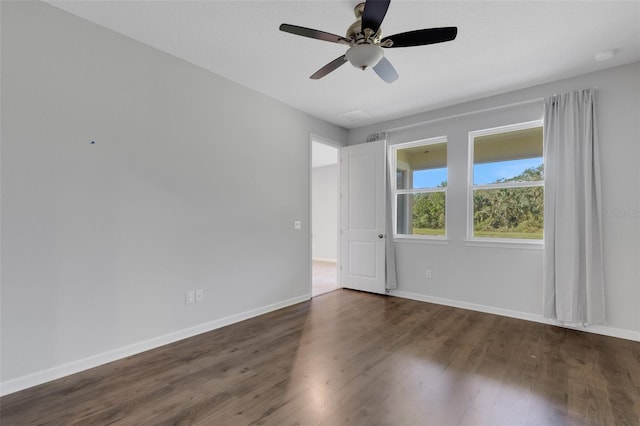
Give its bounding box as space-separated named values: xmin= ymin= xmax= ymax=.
xmin=473 ymin=126 xmax=543 ymax=185
xmin=473 ymin=187 xmax=544 ymax=239
xmin=397 ymin=192 xmax=446 ymax=236
xmin=473 ymin=158 xmax=543 ymax=185
xmin=396 ymin=169 xmax=407 ymax=190
xmin=413 ymin=168 xmax=448 ymax=189
xmin=396 ymin=141 xmax=447 ymax=190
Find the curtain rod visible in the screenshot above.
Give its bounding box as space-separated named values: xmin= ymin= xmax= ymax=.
xmin=385 ymin=96 xmax=545 ymax=134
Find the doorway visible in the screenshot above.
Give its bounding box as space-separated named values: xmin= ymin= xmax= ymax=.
xmin=311 ymin=139 xmax=340 ymax=296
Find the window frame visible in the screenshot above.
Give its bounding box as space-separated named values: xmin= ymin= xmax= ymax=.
xmin=466 ymin=120 xmax=544 ymax=246
xmin=390 ymin=136 xmax=449 ymax=241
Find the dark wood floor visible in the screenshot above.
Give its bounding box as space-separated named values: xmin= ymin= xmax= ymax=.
xmin=2 ymin=290 xmax=639 ymax=426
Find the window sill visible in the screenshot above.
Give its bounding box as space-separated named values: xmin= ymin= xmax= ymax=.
xmin=393 ymin=236 xmax=450 ymax=245
xmin=464 ymin=238 xmax=543 ymax=250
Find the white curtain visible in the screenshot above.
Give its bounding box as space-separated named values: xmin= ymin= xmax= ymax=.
xmin=543 ymin=88 xmax=605 ymax=325
xmin=385 ymin=141 xmax=398 ymax=290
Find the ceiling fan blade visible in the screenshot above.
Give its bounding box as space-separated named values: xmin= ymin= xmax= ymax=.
xmin=373 ymin=57 xmax=398 ymax=83
xmin=279 ymin=24 xmax=351 ymax=45
xmin=361 ymin=0 xmax=391 ymax=34
xmin=382 ymin=27 xmax=458 ymax=48
xmin=310 ymin=55 xmax=348 ymax=80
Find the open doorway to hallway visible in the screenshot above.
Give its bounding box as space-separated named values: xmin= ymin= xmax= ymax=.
xmin=311 ymin=140 xmax=339 ymax=297
xmin=312 ymin=260 xmax=338 ymax=296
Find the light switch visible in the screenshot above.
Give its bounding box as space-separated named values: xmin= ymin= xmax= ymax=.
xmin=294 ymin=220 xmax=302 ymax=230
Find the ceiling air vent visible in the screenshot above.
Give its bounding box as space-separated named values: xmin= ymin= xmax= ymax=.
xmin=339 ymin=109 xmax=370 ymax=122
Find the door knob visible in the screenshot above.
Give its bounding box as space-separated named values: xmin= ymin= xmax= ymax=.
xmin=378 ymin=234 xmax=384 ymax=239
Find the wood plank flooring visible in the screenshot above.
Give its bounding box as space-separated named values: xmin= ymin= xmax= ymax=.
xmin=2 ymin=290 xmax=639 ymax=425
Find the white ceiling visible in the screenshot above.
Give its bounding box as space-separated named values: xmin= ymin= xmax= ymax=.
xmin=46 ymin=1 xmax=640 ymax=129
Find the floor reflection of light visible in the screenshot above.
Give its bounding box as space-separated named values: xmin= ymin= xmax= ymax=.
xmin=268 ymin=307 xmax=571 ymax=425
xmin=282 ymin=317 xmax=333 ymax=422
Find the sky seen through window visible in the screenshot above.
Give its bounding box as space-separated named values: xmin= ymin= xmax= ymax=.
xmin=411 ymin=157 xmax=543 ymax=188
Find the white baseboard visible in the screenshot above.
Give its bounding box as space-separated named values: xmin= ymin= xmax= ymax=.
xmin=312 ymin=257 xmax=337 ymax=263
xmin=389 ymin=290 xmax=640 ymax=342
xmin=0 ymin=294 xmax=311 ymax=396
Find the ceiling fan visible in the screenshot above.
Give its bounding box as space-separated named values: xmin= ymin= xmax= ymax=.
xmin=279 ymin=0 xmax=458 ymax=83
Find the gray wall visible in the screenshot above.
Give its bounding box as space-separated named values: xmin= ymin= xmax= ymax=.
xmin=312 ymin=165 xmax=338 ymax=261
xmin=349 ymin=62 xmax=640 ymax=339
xmin=0 ymin=0 xmax=347 ymax=391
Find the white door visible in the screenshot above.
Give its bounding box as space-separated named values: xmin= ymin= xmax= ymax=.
xmin=340 ymin=140 xmax=386 ymax=294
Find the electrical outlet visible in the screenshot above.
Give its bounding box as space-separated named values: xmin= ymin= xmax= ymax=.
xmin=425 ymin=269 xmax=432 ymax=279
xmin=186 ymin=290 xmax=195 ymax=304
xmin=195 ymin=289 xmax=204 ymax=302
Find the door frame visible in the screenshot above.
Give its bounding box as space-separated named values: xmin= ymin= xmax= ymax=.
xmin=309 ymin=134 xmax=342 ymax=297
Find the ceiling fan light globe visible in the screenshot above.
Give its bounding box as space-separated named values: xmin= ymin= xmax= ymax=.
xmin=345 ymin=45 xmax=383 ymax=70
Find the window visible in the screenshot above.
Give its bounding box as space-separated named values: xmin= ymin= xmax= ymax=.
xmin=468 ymin=121 xmax=544 ymax=241
xmin=391 ymin=137 xmax=447 ymax=238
